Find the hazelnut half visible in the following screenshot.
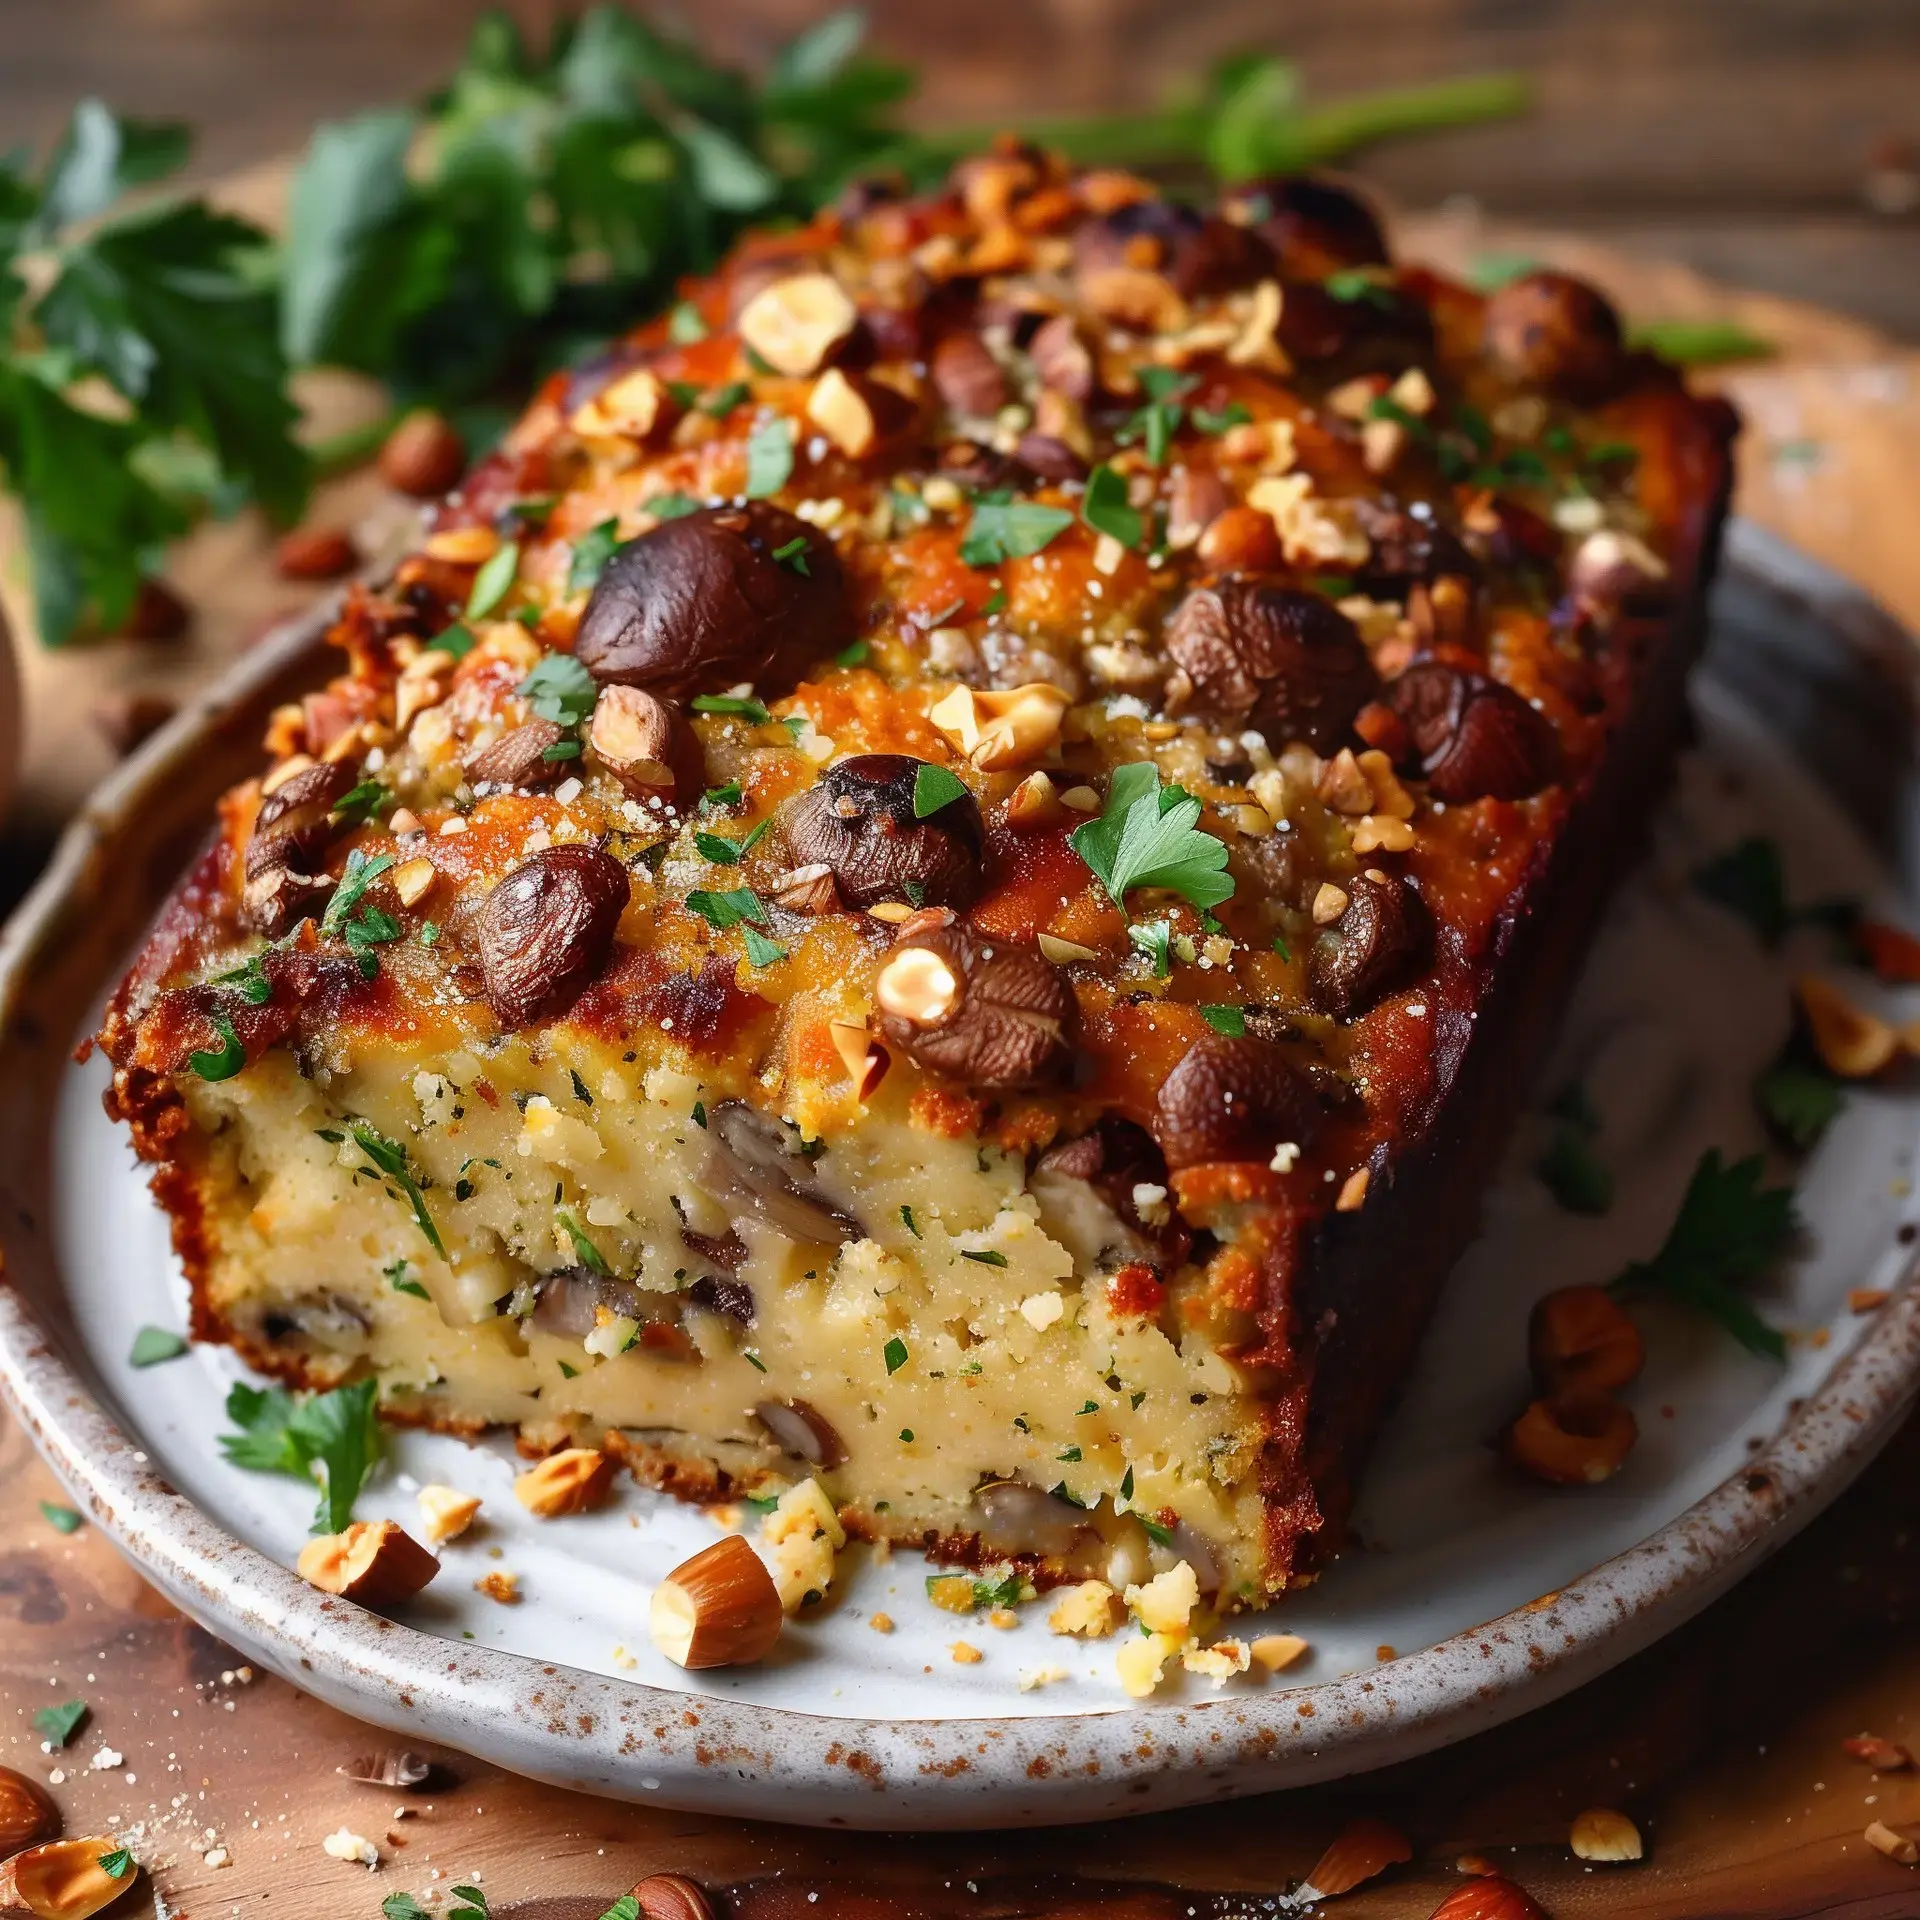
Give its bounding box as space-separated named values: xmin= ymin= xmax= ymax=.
xmin=649 ymin=1535 xmax=784 ymax=1670
xmin=514 ymin=1447 xmax=616 ymax=1517
xmin=295 ymin=1520 xmax=439 ymax=1608
xmin=1528 ymin=1286 xmax=1644 ymax=1404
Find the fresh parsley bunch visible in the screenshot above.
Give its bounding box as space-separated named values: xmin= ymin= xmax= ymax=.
xmin=282 ymin=5 xmax=920 ymax=408
xmin=0 ymin=101 xmax=309 ymax=643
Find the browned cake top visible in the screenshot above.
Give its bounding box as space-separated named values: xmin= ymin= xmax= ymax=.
xmin=103 ymin=143 xmax=1734 ymax=1242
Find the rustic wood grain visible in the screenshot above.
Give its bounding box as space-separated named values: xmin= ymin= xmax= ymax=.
xmin=5 ymin=140 xmax=1920 ymax=1920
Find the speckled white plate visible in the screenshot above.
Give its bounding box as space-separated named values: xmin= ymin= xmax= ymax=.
xmin=4 ymin=522 xmax=1920 ymax=1828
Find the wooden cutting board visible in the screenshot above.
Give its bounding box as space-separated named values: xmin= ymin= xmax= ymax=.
xmin=4 ymin=179 xmax=1920 ymax=1918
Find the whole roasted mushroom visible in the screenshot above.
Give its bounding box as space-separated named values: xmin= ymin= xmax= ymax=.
xmin=1218 ymin=174 xmax=1390 ymax=277
xmin=1151 ymin=1033 xmax=1321 ymax=1171
xmin=1306 ymin=872 xmax=1431 ymax=1019
xmin=575 ymin=502 xmax=847 ymax=696
xmin=1166 ymin=578 xmax=1379 ymax=753
xmin=873 ymin=912 xmax=1077 ymax=1089
xmin=1482 ymin=270 xmax=1625 ymax=401
xmin=1385 ymin=661 xmax=1562 ymax=803
xmin=778 ymin=754 xmax=984 ymax=910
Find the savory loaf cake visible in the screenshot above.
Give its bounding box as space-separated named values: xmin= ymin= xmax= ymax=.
xmin=98 ymin=145 xmax=1735 ymax=1609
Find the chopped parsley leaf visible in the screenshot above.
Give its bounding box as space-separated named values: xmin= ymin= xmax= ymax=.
xmin=517 ymin=653 xmax=598 ymax=729
xmin=958 ymin=497 xmax=1074 ymax=568
xmin=32 ymin=1699 xmax=87 ymax=1746
xmin=743 ymin=1349 xmax=767 ymax=1372
xmin=960 ymin=1248 xmax=1009 ymax=1267
xmin=667 ymin=300 xmax=708 ymax=343
xmin=1193 ymin=401 xmax=1252 ymax=436
xmin=695 ymin=820 xmax=771 ymax=865
xmin=1120 ymin=1466 xmax=1135 ymax=1501
xmin=646 ymin=490 xmax=703 ymax=520
xmin=835 ymin=639 xmax=869 ymax=667
xmin=1081 ymin=462 xmax=1142 ymax=549
xmin=900 ymin=1204 xmax=921 ymax=1237
xmin=686 ymin=886 xmax=771 ymax=933
xmin=1127 ymin=920 xmax=1172 ymax=977
xmin=428 ymin=622 xmax=476 ymax=659
xmin=1323 ymin=267 xmax=1396 ymax=308
xmin=98 ymin=1849 xmax=134 ymax=1881
xmin=129 ymin=1325 xmax=188 ymax=1367
xmin=385 ymin=1258 xmax=431 ymax=1301
xmin=1199 ymin=1004 xmax=1246 ymax=1036
xmin=1611 ymin=1149 xmax=1794 ymax=1360
xmin=741 ymin=924 xmax=788 ymax=967
xmin=1537 ymin=1126 xmax=1613 ymax=1216
xmin=1757 ymin=1045 xmax=1845 ymax=1153
xmin=1627 ymin=318 xmax=1773 ymax=367
xmin=771 ymin=534 xmax=811 ymax=574
xmin=212 ymin=953 xmax=273 ymax=1004
xmin=557 ymin=1208 xmax=610 ymax=1276
xmin=189 ymin=1010 xmax=246 ymax=1081
xmin=219 ymin=1377 xmax=383 ymax=1533
xmin=320 ymin=850 xmax=395 ymax=942
xmin=41 ymin=1500 xmax=83 ymax=1533
xmin=340 ymin=1119 xmax=445 ymax=1257
xmin=465 ymin=538 xmax=520 ymax=620
xmin=912 ymin=762 xmax=968 ymax=819
xmin=691 ymin=693 xmax=772 ymax=723
xmin=883 ymin=1335 xmax=910 ymax=1375
xmin=1072 ymin=761 xmax=1234 ymax=912
xmin=333 ymin=777 xmax=393 ymax=825
xmin=745 ymin=415 xmax=794 ymax=497
xmin=566 ymin=517 xmax=623 ymax=596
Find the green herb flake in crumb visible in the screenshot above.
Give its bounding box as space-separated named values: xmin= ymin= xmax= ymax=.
xmin=129 ymin=1324 xmax=188 ymax=1367
xmin=883 ymin=1335 xmax=910 ymax=1375
xmin=212 ymin=953 xmax=273 ymax=1004
xmin=1119 ymin=1466 xmax=1135 ymax=1501
xmin=189 ymin=1010 xmax=245 ymax=1081
xmin=647 ymin=490 xmax=703 ymax=521
xmin=465 ymin=538 xmax=520 ymax=620
xmin=342 ymin=1119 xmax=445 ymax=1257
xmin=959 ymin=496 xmax=1076 ymax=568
xmin=686 ymin=885 xmax=771 ymax=932
xmin=691 ymin=693 xmax=772 ymax=724
xmin=566 ymin=517 xmax=623 ymax=596
xmin=98 ymin=1851 xmax=134 ymax=1881
xmin=744 ymin=1350 xmax=768 ymax=1372
xmin=742 ymin=924 xmax=788 ymax=967
xmin=1199 ymin=1004 xmax=1246 ymax=1036
xmin=517 ymin=652 xmax=598 ymax=728
xmin=961 ymin=1248 xmax=1009 ymax=1267
xmin=33 ymin=1698 xmax=87 ymax=1746
xmin=385 ymin=1257 xmax=431 ymax=1302
xmin=1072 ymin=761 xmax=1234 ymax=912
xmin=1081 ymin=462 xmax=1143 ymax=548
xmin=1612 ymin=1149 xmax=1795 ymax=1360
xmin=899 ymin=1428 xmax=915 ymax=1443
xmin=40 ymin=1500 xmax=83 ymax=1533
xmin=745 ymin=415 xmax=795 ymax=497
xmin=900 ymin=1204 xmax=921 ymax=1237
xmin=558 ymin=1208 xmax=611 ymax=1276
xmin=912 ymin=762 xmax=968 ymax=819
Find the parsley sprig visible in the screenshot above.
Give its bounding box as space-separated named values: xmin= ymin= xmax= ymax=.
xmin=219 ymin=1376 xmax=383 ymax=1533
xmin=1071 ymin=762 xmax=1235 ymax=912
xmin=1612 ymin=1149 xmax=1795 ymax=1360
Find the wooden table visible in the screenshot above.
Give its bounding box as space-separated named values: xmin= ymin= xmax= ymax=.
xmin=7 ymin=198 xmax=1920 ymax=1920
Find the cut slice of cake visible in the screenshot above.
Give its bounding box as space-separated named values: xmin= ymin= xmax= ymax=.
xmin=99 ymin=150 xmax=1735 ymax=1607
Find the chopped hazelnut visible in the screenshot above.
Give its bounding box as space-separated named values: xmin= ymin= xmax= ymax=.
xmin=514 ymin=1447 xmax=616 ymax=1517
xmin=417 ymin=1484 xmax=481 ymax=1545
xmin=737 ymin=272 xmax=857 ymax=377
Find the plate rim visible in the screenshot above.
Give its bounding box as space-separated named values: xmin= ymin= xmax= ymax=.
xmin=3 ymin=519 xmax=1918 ymax=1829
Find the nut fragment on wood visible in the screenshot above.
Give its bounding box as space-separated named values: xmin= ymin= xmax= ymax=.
xmin=514 ymin=1446 xmax=616 ymax=1517
xmin=630 ymin=1872 xmax=716 ymax=1920
xmin=0 ymin=1838 xmax=135 ymax=1919
xmin=1866 ymin=1818 xmax=1920 ymax=1865
xmin=380 ymin=410 xmax=466 ymax=496
xmin=649 ymin=1534 xmax=784 ymax=1670
xmin=336 ymin=1749 xmax=432 ymax=1790
xmin=1300 ymin=1817 xmax=1413 ymax=1897
xmin=274 ymin=525 xmax=359 ymax=581
xmin=1424 ymin=1877 xmax=1549 ymax=1920
xmin=295 ymin=1520 xmax=438 ymax=1608
xmin=0 ymin=1765 xmax=59 ymax=1853
xmin=1569 ymin=1806 xmax=1643 ymax=1862
xmin=1843 ymin=1733 xmax=1914 ymax=1769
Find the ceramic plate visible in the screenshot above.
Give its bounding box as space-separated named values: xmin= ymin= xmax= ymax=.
xmin=4 ymin=522 xmax=1920 ymax=1828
